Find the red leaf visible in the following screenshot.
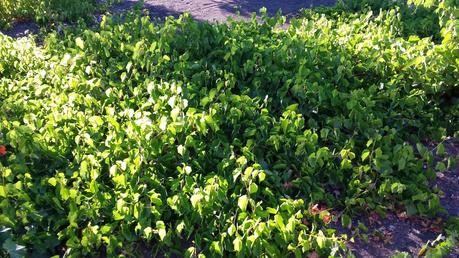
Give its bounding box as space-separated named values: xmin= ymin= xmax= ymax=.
xmin=322 ymin=215 xmax=332 ymax=224
xmin=308 ymin=251 xmax=319 ymax=258
xmin=0 ymin=145 xmax=6 ymax=156
xmin=397 ymin=212 xmax=408 ymax=221
xmin=310 ymin=203 xmax=321 ymax=215
xmin=283 ymin=181 xmax=293 ymax=189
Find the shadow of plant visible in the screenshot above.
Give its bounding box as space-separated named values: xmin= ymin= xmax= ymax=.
xmin=217 ymin=0 xmax=336 ymax=18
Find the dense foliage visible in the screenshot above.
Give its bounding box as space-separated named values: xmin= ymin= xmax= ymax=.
xmin=0 ymin=0 xmax=122 ymax=29
xmin=337 ymin=0 xmax=457 ymax=39
xmin=0 ymin=0 xmax=458 ymax=257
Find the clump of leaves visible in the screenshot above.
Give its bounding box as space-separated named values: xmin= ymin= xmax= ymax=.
xmin=0 ymin=0 xmax=123 ymax=30
xmin=310 ymin=0 xmax=457 ymax=40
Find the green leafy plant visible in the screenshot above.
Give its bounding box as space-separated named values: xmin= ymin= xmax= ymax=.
xmin=0 ymin=1 xmax=458 ymax=257
xmin=0 ymin=0 xmax=123 ymax=29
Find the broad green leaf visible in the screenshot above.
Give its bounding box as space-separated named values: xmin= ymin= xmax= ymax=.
xmin=361 ymin=150 xmax=370 ymax=161
xmin=436 ymin=143 xmax=445 ymax=156
xmin=249 ymin=183 xmax=258 ymax=194
xmin=48 ymin=177 xmax=57 ymax=187
xmin=75 ymin=37 xmax=85 ymax=49
xmin=435 ymin=162 xmax=446 ymax=172
xmin=156 ymin=221 xmax=166 ymax=241
xmin=233 ymin=236 xmax=243 ymax=252
xmin=316 ymin=231 xmax=326 ymax=249
xmin=274 ymin=214 xmax=285 ymax=231
xmin=341 ymin=214 xmax=352 ymax=229
xmin=238 ymin=195 xmax=249 ymax=212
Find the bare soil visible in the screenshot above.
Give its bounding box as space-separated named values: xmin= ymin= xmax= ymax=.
xmin=127 ymin=0 xmax=336 ymax=22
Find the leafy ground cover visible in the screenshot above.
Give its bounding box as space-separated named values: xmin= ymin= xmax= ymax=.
xmin=0 ymin=0 xmax=123 ymax=30
xmin=0 ymin=0 xmax=458 ymax=257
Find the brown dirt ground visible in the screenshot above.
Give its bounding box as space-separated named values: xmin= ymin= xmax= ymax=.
xmin=117 ymin=0 xmax=336 ymax=22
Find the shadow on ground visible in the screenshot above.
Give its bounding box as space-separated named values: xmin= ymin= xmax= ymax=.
xmin=0 ymin=21 xmax=40 ymax=38
xmin=119 ymin=0 xmax=336 ymax=22
xmin=218 ymin=0 xmax=336 ymax=18
xmin=109 ymin=0 xmax=186 ymax=20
